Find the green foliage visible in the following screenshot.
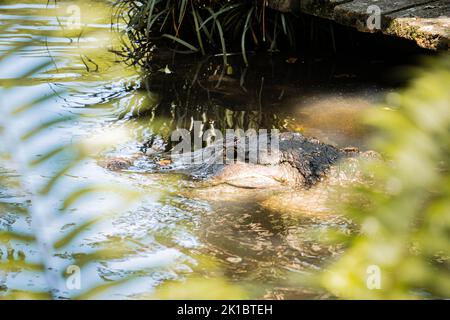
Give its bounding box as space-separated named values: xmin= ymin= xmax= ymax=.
xmin=152 ymin=277 xmax=249 ymax=299
xmin=118 ymin=0 xmax=296 ymax=65
xmin=0 ymin=40 xmax=141 ymax=299
xmin=320 ymin=56 xmax=450 ymax=299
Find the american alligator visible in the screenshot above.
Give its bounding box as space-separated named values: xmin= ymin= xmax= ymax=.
xmin=101 ymin=132 xmax=377 ymax=190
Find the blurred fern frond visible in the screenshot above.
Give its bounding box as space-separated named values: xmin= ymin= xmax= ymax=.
xmin=0 ymin=40 xmax=141 ymax=299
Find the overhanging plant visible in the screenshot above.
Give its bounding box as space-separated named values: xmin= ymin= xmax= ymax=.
xmin=116 ymin=0 xmax=296 ymax=65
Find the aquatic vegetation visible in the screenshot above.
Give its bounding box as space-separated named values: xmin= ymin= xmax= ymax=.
xmin=320 ymin=56 xmax=450 ymax=299
xmin=117 ymin=0 xmax=296 ymax=65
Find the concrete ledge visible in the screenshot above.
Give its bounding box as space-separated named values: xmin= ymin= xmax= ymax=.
xmin=267 ymin=0 xmax=450 ymax=50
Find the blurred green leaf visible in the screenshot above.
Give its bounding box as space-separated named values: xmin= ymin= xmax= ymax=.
xmin=320 ymin=55 xmax=450 ymax=299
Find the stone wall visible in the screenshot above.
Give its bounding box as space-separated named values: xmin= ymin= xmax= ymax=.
xmin=266 ymin=0 xmax=449 ymax=50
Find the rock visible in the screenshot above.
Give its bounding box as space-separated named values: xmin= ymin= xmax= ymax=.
xmin=99 ymin=156 xmax=135 ymax=171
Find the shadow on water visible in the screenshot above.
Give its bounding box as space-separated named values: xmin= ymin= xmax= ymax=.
xmin=123 ymin=49 xmax=399 ymax=151
xmin=122 ymin=9 xmax=433 ymax=152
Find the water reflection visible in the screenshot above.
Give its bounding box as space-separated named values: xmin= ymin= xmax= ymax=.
xmin=123 ymin=51 xmax=388 ymax=151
